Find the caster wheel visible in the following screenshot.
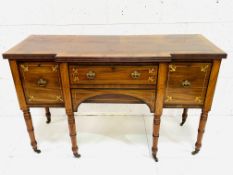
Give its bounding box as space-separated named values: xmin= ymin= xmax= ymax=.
xmin=73 ymin=153 xmax=81 ymax=158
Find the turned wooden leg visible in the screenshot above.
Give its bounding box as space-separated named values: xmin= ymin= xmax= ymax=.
xmin=192 ymin=110 xmax=209 ymax=155
xmin=66 ymin=110 xmax=81 ymax=158
xmin=180 ymin=108 xmax=188 ymax=126
xmin=45 ymin=107 xmax=51 ymax=124
xmin=152 ymin=114 xmax=161 ymax=162
xmin=151 ymin=63 xmax=167 ymax=162
xmin=22 ymin=109 xmax=41 ymax=153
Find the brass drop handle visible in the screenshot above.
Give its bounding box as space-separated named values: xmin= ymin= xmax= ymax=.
xmin=37 ymin=78 xmax=47 ymax=87
xmin=131 ymin=71 xmax=141 ymax=79
xmin=86 ymin=71 xmax=96 ymax=80
xmin=182 ymin=80 xmax=191 ymax=88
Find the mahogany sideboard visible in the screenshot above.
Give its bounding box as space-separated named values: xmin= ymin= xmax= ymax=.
xmin=3 ymin=35 xmax=227 ymax=161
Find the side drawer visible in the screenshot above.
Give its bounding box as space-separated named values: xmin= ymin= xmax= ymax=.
xmin=19 ymin=62 xmax=63 ymax=105
xmin=69 ymin=65 xmax=158 ymax=85
xmin=165 ymin=63 xmax=211 ymax=106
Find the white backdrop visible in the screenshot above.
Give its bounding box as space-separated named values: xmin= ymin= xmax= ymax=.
xmin=0 ymin=0 xmax=232 ymax=117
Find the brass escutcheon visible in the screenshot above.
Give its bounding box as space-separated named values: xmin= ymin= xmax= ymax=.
xmin=86 ymin=71 xmax=96 ymax=80
xmin=182 ymin=80 xmax=191 ymax=88
xmin=131 ymin=70 xmax=141 ymax=79
xmin=37 ymin=78 xmax=47 ymax=87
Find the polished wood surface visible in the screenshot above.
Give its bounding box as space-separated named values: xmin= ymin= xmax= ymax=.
xmin=60 ymin=63 xmax=80 ymax=158
xmin=203 ymin=60 xmax=222 ymax=111
xmin=9 ymin=60 xmax=40 ymax=153
xmin=69 ymin=65 xmax=158 ymax=85
xmin=192 ymin=59 xmax=222 ymax=154
xmin=152 ymin=63 xmax=168 ymax=162
xmin=3 ymin=35 xmax=227 ymax=161
xmin=165 ymin=63 xmax=211 ymax=106
xmin=83 ymin=94 xmax=149 ymax=104
xmin=3 ymin=35 xmax=226 ymax=61
xmin=71 ymin=89 xmax=156 ymax=112
xmin=19 ymin=62 xmax=63 ymax=105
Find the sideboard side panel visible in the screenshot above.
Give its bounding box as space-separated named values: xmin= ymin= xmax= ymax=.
xmin=204 ymin=59 xmax=222 ymax=111
xmin=9 ymin=60 xmax=27 ymax=110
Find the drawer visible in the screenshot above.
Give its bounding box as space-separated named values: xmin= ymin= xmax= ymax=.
xmin=71 ymin=89 xmax=156 ymax=112
xmin=69 ymin=65 xmax=158 ymax=85
xmin=165 ymin=63 xmax=211 ymax=106
xmin=19 ymin=62 xmax=63 ymax=105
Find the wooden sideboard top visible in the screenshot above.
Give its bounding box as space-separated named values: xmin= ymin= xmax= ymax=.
xmin=3 ymin=34 xmax=227 ymax=62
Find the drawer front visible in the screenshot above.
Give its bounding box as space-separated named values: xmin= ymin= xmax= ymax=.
xmin=19 ymin=62 xmax=63 ymax=104
xmin=165 ymin=63 xmax=211 ymax=106
xmin=71 ymin=89 xmax=156 ymax=112
xmin=69 ymin=65 xmax=158 ymax=85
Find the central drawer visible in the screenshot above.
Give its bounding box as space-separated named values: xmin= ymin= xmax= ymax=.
xmin=69 ymin=65 xmax=158 ymax=85
xmin=71 ymin=89 xmax=156 ymax=112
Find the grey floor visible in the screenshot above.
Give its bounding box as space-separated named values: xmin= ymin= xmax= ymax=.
xmin=0 ymin=104 xmax=233 ymax=175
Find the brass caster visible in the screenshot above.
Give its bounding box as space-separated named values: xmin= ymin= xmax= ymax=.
xmin=73 ymin=153 xmax=81 ymax=158
xmin=33 ymin=148 xmax=41 ymax=154
xmin=46 ymin=117 xmax=51 ymax=124
xmin=46 ymin=113 xmax=51 ymax=124
xmin=180 ymin=121 xmax=185 ymax=126
xmin=152 ymin=153 xmax=159 ymax=162
xmin=191 ymin=149 xmax=200 ymax=155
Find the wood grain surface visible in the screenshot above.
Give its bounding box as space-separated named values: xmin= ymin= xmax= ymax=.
xmin=3 ymin=35 xmax=227 ymax=62
xmin=4 ymin=35 xmax=227 ymax=160
xmin=71 ymin=89 xmax=156 ymax=112
xmin=69 ymin=65 xmax=158 ymax=85
xmin=19 ymin=62 xmax=63 ymax=105
xmin=165 ymin=63 xmax=211 ymax=106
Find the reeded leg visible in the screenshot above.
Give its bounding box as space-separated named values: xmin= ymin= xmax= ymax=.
xmin=152 ymin=114 xmax=161 ymax=162
xmin=22 ymin=109 xmax=41 ymax=153
xmin=180 ymin=108 xmax=188 ymax=126
xmin=45 ymin=107 xmax=51 ymax=124
xmin=66 ymin=110 xmax=81 ymax=158
xmin=192 ymin=110 xmax=209 ymax=155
